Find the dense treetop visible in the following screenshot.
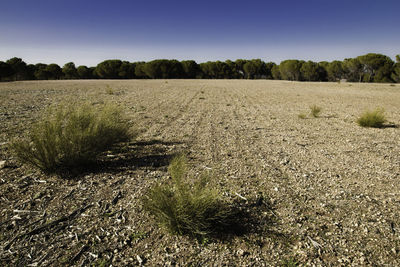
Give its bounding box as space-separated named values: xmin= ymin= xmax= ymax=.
xmin=0 ymin=53 xmax=399 ymax=83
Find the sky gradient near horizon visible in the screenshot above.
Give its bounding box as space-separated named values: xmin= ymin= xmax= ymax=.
xmin=1 ymin=0 xmax=399 ymax=66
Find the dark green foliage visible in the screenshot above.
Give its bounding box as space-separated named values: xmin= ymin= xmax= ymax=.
xmin=134 ymin=62 xmax=148 ymax=79
xmin=181 ymin=60 xmax=201 ymax=78
xmin=89 ymin=67 xmax=97 ymax=78
xmin=390 ymin=55 xmax=400 ymax=83
xmin=25 ymin=64 xmax=37 ymax=80
xmin=243 ymin=59 xmax=267 ymax=79
xmin=118 ymin=61 xmax=136 ymax=79
xmin=271 ymin=64 xmax=281 ymax=80
xmin=76 ymin=65 xmax=93 ymax=79
xmin=143 ymin=155 xmax=235 ymax=238
xmin=224 ymin=60 xmax=242 ymax=79
xmin=343 ymin=58 xmax=363 ymax=82
xmin=95 ymin=60 xmax=124 ymax=79
xmin=279 ymin=60 xmax=303 ymax=81
xmin=6 ymin=57 xmax=28 ymax=81
xmin=34 ymin=63 xmax=50 ymax=80
xmin=357 ymin=108 xmax=387 ymax=128
xmin=143 ymin=59 xmax=184 ymax=79
xmin=200 ymin=61 xmax=235 ymax=79
xmin=11 ymin=101 xmax=131 ymax=173
xmin=234 ymin=59 xmax=250 ymax=79
xmin=0 ymin=61 xmax=13 ymax=81
xmin=357 ymin=53 xmax=394 ymax=83
xmin=45 ymin=64 xmax=63 ymax=79
xmin=317 ymin=63 xmax=328 ymax=81
xmin=318 ymin=61 xmax=329 ymax=70
xmin=62 ymin=62 xmax=78 ymax=79
xmin=392 ymin=63 xmax=400 ymax=83
xmin=94 ymin=60 xmax=135 ymax=79
xmin=1 ymin=53 xmax=399 ymax=82
xmin=34 ymin=63 xmax=64 ymax=80
xmin=326 ymin=61 xmax=344 ymax=81
xmin=264 ymin=62 xmax=276 ymax=79
xmin=118 ymin=61 xmax=130 ymax=79
xmin=301 ymin=61 xmax=320 ymax=81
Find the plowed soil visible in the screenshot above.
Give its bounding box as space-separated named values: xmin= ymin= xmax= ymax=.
xmin=1 ymin=80 xmax=399 ymax=266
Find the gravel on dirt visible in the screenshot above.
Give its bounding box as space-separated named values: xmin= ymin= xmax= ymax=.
xmin=0 ymin=80 xmax=399 ymax=266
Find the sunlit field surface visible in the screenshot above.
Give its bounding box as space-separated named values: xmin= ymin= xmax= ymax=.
xmin=1 ymin=80 xmax=399 ymax=266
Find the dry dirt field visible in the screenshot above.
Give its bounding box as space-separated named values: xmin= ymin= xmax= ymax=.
xmin=0 ymin=80 xmax=399 ymax=266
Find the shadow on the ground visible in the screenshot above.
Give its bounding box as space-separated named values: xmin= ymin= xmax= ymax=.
xmin=57 ymin=139 xmax=184 ymax=179
xmin=379 ymin=123 xmax=398 ymax=129
xmin=208 ymin=195 xmax=289 ymax=244
xmin=133 ymin=140 xmax=184 ymax=147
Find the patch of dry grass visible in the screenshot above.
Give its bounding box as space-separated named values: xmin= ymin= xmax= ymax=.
xmin=357 ymin=108 xmax=387 ymax=128
xmin=143 ymin=155 xmax=235 ymax=239
xmin=298 ymin=113 xmax=307 ymax=119
xmin=309 ymin=104 xmax=322 ymax=117
xmin=11 ymin=101 xmax=131 ymax=173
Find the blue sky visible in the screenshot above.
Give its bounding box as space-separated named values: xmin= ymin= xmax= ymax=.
xmin=0 ymin=0 xmax=399 ymax=66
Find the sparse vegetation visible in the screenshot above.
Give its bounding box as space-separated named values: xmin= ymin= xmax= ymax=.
xmin=105 ymin=85 xmax=114 ymax=95
xmin=143 ymin=155 xmax=234 ymax=238
xmin=357 ymin=108 xmax=387 ymax=128
xmin=310 ymin=104 xmax=322 ymax=117
xmin=11 ymin=101 xmax=131 ymax=173
xmin=2 ymin=80 xmax=400 ymax=266
xmin=298 ymin=113 xmax=307 ymax=119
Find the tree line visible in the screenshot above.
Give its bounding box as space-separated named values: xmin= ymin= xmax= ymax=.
xmin=1 ymin=53 xmax=399 ymax=83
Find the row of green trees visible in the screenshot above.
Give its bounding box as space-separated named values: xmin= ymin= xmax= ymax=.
xmin=1 ymin=53 xmax=399 ymax=83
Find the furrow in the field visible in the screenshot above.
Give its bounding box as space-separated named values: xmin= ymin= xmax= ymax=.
xmin=130 ymin=83 xmax=200 ymax=141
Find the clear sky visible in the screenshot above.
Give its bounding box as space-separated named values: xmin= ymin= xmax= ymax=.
xmin=1 ymin=0 xmax=399 ymax=66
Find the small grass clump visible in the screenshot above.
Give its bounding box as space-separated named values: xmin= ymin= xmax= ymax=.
xmin=298 ymin=113 xmax=307 ymax=119
xmin=309 ymin=105 xmax=322 ymax=117
xmin=105 ymin=85 xmax=114 ymax=95
xmin=143 ymin=155 xmax=234 ymax=239
xmin=357 ymin=108 xmax=387 ymax=128
xmin=11 ymin=101 xmax=131 ymax=173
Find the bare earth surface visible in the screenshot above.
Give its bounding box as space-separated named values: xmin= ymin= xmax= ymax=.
xmin=0 ymin=80 xmax=399 ymax=266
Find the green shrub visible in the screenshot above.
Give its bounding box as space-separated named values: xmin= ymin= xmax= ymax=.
xmin=11 ymin=101 xmax=131 ymax=173
xmin=309 ymin=105 xmax=322 ymax=117
xmin=357 ymin=108 xmax=387 ymax=128
xmin=143 ymin=155 xmax=234 ymax=238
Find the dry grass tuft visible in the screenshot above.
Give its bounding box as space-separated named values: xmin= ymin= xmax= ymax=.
xmin=357 ymin=108 xmax=387 ymax=128
xmin=298 ymin=113 xmax=307 ymax=119
xmin=310 ymin=105 xmax=322 ymax=117
xmin=11 ymin=101 xmax=131 ymax=173
xmin=105 ymin=85 xmax=114 ymax=95
xmin=143 ymin=155 xmax=235 ymax=239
